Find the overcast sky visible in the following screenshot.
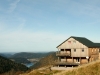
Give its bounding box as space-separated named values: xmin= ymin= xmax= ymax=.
xmin=0 ymin=0 xmax=100 ymax=52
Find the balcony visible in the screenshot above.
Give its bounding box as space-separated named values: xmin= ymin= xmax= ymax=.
xmin=56 ymin=51 xmax=71 ymax=56
xmin=55 ymin=61 xmax=80 ymax=66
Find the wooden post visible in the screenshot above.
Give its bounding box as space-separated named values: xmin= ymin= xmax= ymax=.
xmin=58 ymin=65 xmax=59 ymax=67
xmin=72 ymin=57 xmax=74 ymax=63
xmin=80 ymin=57 xmax=81 ymax=64
xmin=58 ymin=57 xmax=59 ymax=61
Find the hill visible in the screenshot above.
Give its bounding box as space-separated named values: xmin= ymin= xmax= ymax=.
xmin=10 ymin=57 xmax=31 ymax=64
xmin=31 ymin=52 xmax=57 ymax=69
xmin=10 ymin=52 xmax=55 ymax=59
xmin=0 ymin=55 xmax=29 ymax=74
xmin=0 ymin=53 xmax=12 ymax=58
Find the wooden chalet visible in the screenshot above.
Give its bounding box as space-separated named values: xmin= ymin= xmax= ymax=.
xmin=54 ymin=36 xmax=100 ymax=68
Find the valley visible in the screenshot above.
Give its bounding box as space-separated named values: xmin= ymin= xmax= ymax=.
xmin=1 ymin=51 xmax=100 ymax=75
xmin=0 ymin=51 xmax=56 ymax=75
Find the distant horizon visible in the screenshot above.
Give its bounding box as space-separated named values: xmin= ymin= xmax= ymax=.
xmin=0 ymin=51 xmax=56 ymax=53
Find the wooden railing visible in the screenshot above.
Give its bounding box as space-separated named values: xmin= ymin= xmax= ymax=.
xmin=55 ymin=61 xmax=80 ymax=65
xmin=56 ymin=51 xmax=71 ymax=56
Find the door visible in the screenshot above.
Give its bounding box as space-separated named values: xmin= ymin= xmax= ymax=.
xmin=76 ymin=58 xmax=80 ymax=63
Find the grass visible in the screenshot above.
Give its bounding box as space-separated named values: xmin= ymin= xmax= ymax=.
xmin=20 ymin=70 xmax=60 ymax=75
xmin=20 ymin=60 xmax=100 ymax=75
xmin=64 ymin=62 xmax=100 ymax=75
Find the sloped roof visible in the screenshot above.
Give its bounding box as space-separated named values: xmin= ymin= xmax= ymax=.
xmin=57 ymin=36 xmax=99 ymax=48
xmin=94 ymin=43 xmax=100 ymax=48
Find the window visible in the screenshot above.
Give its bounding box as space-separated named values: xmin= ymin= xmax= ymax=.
xmin=61 ymin=49 xmax=64 ymax=51
xmin=82 ymin=49 xmax=84 ymax=52
xmin=74 ymin=49 xmax=76 ymax=52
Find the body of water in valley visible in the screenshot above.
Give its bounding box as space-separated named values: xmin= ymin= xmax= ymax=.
xmin=25 ymin=63 xmax=34 ymax=67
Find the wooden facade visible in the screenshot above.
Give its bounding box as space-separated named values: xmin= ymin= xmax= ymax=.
xmin=55 ymin=36 xmax=100 ymax=68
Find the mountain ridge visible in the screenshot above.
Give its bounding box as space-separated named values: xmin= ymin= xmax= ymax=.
xmin=10 ymin=52 xmax=55 ymax=59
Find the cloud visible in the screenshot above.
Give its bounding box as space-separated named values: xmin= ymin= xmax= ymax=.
xmin=7 ymin=0 xmax=20 ymax=13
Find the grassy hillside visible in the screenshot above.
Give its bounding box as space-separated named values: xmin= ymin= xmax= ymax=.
xmin=64 ymin=61 xmax=100 ymax=75
xmin=0 ymin=55 xmax=29 ymax=74
xmin=20 ymin=69 xmax=60 ymax=75
xmin=21 ymin=60 xmax=100 ymax=75
xmin=54 ymin=60 xmax=100 ymax=75
xmin=30 ymin=52 xmax=57 ymax=69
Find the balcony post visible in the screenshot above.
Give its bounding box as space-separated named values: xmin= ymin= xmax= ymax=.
xmin=80 ymin=57 xmax=81 ymax=64
xmin=64 ymin=57 xmax=66 ymax=62
xmin=72 ymin=57 xmax=74 ymax=63
xmin=58 ymin=65 xmax=59 ymax=67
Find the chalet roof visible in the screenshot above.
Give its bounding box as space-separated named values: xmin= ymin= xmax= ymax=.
xmin=94 ymin=43 xmax=100 ymax=48
xmin=57 ymin=36 xmax=100 ymax=48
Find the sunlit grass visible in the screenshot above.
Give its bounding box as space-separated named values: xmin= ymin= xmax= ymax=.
xmin=21 ymin=60 xmax=100 ymax=75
